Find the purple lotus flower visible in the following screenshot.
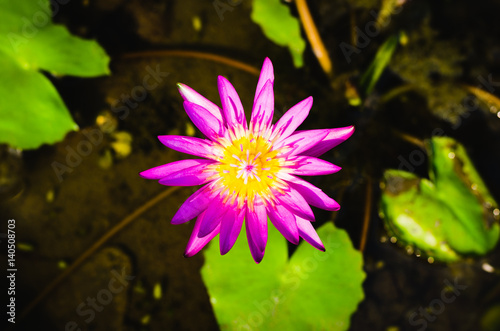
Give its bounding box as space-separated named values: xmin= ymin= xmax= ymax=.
xmin=140 ymin=58 xmax=354 ymax=263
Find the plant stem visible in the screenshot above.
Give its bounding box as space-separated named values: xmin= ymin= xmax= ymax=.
xmin=122 ymin=50 xmax=260 ymax=76
xmin=295 ymin=0 xmax=333 ymax=77
xmin=18 ymin=187 xmax=181 ymax=324
xmin=360 ymin=178 xmax=372 ymax=252
xmin=463 ymin=84 xmax=500 ymax=114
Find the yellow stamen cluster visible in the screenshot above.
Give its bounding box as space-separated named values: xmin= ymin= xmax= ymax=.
xmin=214 ymin=134 xmax=283 ymax=207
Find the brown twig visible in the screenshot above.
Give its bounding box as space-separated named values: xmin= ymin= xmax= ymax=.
xmin=379 ymin=84 xmax=417 ymax=104
xmin=121 ymin=50 xmax=260 ymax=76
xmin=394 ymin=131 xmax=426 ymax=150
xmin=350 ymin=7 xmax=357 ymax=47
xmin=295 ymin=0 xmax=333 ymax=77
xmin=18 ymin=187 xmax=181 ymax=324
xmin=359 ymin=178 xmax=372 ymax=252
xmin=463 ymin=84 xmax=500 ymax=114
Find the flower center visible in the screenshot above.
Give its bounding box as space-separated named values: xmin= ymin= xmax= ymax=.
xmin=234 ymin=153 xmax=259 ymax=184
xmin=214 ymin=135 xmax=282 ymax=204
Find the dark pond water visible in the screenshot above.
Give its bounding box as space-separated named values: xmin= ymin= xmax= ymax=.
xmin=2 ymin=0 xmax=500 ymax=330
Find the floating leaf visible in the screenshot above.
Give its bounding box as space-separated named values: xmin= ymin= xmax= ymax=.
xmin=201 ymin=222 xmax=365 ymax=330
xmin=251 ymin=0 xmax=306 ymax=68
xmin=0 ymin=0 xmax=110 ymax=149
xmin=0 ymin=56 xmax=78 ymax=149
xmin=380 ymin=137 xmax=500 ymax=262
xmin=12 ymin=24 xmax=110 ymax=77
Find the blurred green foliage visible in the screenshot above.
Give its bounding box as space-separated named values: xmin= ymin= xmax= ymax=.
xmin=389 ymin=21 xmax=467 ymax=123
xmin=360 ymin=32 xmax=403 ymax=96
xmin=201 ymin=222 xmax=365 ymax=330
xmin=0 ymin=0 xmax=110 ymax=149
xmin=481 ymin=304 xmax=500 ymax=331
xmin=251 ymin=0 xmax=306 ymax=68
xmin=380 ymin=137 xmax=500 ymax=262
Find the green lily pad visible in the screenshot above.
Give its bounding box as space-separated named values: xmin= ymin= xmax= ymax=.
xmin=0 ymin=57 xmax=78 ymax=149
xmin=251 ymin=0 xmax=306 ymax=68
xmin=0 ymin=0 xmax=110 ymax=149
xmin=10 ymin=24 xmax=110 ymax=77
xmin=201 ymin=222 xmax=365 ymax=330
xmin=380 ymin=137 xmax=500 ymax=262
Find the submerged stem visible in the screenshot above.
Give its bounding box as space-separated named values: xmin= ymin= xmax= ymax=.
xmin=122 ymin=50 xmax=260 ymax=76
xmin=394 ymin=131 xmax=426 ymax=150
xmin=18 ymin=187 xmax=180 ymax=324
xmin=295 ymin=0 xmax=333 ymax=77
xmin=360 ymin=178 xmax=372 ymax=252
xmin=463 ymin=84 xmax=500 ymax=114
xmin=350 ymin=7 xmax=357 ymax=47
